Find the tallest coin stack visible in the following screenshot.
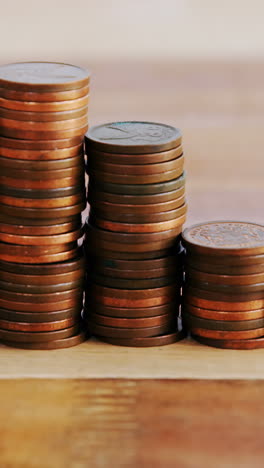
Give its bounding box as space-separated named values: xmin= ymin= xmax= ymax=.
xmin=84 ymin=121 xmax=187 ymax=346
xmin=0 ymin=62 xmax=90 ymax=349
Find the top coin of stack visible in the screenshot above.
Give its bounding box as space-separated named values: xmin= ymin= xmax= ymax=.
xmin=0 ymin=62 xmax=90 ymax=350
xmin=84 ymin=121 xmax=187 ymax=347
xmin=182 ymin=221 xmax=264 ymax=349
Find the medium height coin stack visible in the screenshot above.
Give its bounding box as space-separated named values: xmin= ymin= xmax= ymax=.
xmin=182 ymin=221 xmax=264 ymax=350
xmin=84 ymin=121 xmax=187 ymax=346
xmin=0 ymin=62 xmax=90 ymax=349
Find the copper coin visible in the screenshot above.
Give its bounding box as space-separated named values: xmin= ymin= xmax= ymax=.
xmin=0 ymin=228 xmax=83 ymax=246
xmin=188 ymin=279 xmax=264 ymax=294
xmin=0 ymin=95 xmax=89 ymax=112
xmin=0 ymin=144 xmax=83 ymax=160
xmin=91 ymin=255 xmax=177 ymax=270
xmin=186 ymin=267 xmax=264 ymax=285
xmin=88 ymin=185 xmax=185 ymax=205
xmin=1 ymin=268 xmax=84 ymax=285
xmin=1 ymin=175 xmax=84 ymax=189
xmin=0 ymin=213 xmax=81 ymax=226
xmin=185 ymin=285 xmax=264 ymax=302
xmin=85 ymin=238 xmax=180 ymax=254
xmin=0 ymin=184 xmax=84 ymax=199
xmin=85 ymin=247 xmax=175 ymax=261
xmin=92 ymin=264 xmax=178 ymax=280
xmin=183 ymin=304 xmax=264 ymax=321
xmin=86 ymin=294 xmax=177 ymax=309
xmin=89 ymin=273 xmax=177 ymax=289
xmin=88 ymin=166 xmax=184 ymax=185
xmin=0 ymin=279 xmax=83 ymax=294
xmin=91 ymin=173 xmax=186 ymax=195
xmin=85 ymin=145 xmax=183 ymax=164
xmin=0 ymin=116 xmax=88 ymax=132
xmin=0 ymin=154 xmax=84 ymax=170
xmin=87 ymin=155 xmax=184 ymax=175
xmin=2 ymin=164 xmax=83 ymax=179
xmin=183 ymin=312 xmax=264 ymax=331
xmin=97 ymin=330 xmax=186 ymax=347
xmin=84 ymin=302 xmax=179 ymax=318
xmin=85 ymin=222 xmax=183 ymax=244
xmin=0 ymin=124 xmax=88 ymax=140
xmin=0 ymin=252 xmax=84 ymax=274
xmin=0 ymin=325 xmax=78 ymax=342
xmin=0 ymin=297 xmax=82 ymax=312
xmin=92 ymin=204 xmax=187 ymax=223
xmin=0 ymin=242 xmax=76 ymax=256
xmin=0 ymin=201 xmax=85 ymax=219
xmin=185 ymin=258 xmax=264 ymax=275
xmin=90 ymin=196 xmax=185 ymax=214
xmin=1 ymin=331 xmax=87 ymax=349
xmin=86 ymin=122 xmax=182 ymax=154
xmin=93 ymin=215 xmax=186 ymax=233
xmin=182 ymin=221 xmax=264 ymax=257
xmin=0 ymin=135 xmax=83 ymax=150
xmin=0 ymin=307 xmax=81 ymax=323
xmin=86 ymin=313 xmax=173 ymax=328
xmin=186 ymin=295 xmax=264 ymax=312
xmin=0 ymin=85 xmax=89 ymax=102
xmin=90 ymin=283 xmax=177 ymax=299
xmin=189 ymin=327 xmax=264 ymax=340
xmin=0 ymin=247 xmax=79 ymax=264
xmin=1 ymin=106 xmax=88 ymax=122
xmin=0 ymin=220 xmax=82 ymax=236
xmin=86 ymin=320 xmax=174 ymax=338
xmin=0 ymin=62 xmax=90 ymax=92
xmin=1 ymin=287 xmax=83 ymax=303
xmin=1 ymin=193 xmax=85 ymax=209
xmin=192 ymin=334 xmax=264 ymax=350
xmin=0 ymin=317 xmax=77 ymax=332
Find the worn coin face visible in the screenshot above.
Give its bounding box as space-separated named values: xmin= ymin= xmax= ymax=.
xmin=96 ymin=331 xmax=185 ymax=347
xmin=182 ymin=221 xmax=264 ymax=256
xmin=86 ymin=122 xmax=182 ymax=154
xmin=0 ymin=62 xmax=90 ymax=91
xmin=192 ymin=334 xmax=264 ymax=350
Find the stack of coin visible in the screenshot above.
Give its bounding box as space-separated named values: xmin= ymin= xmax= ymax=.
xmin=84 ymin=121 xmax=187 ymax=346
xmin=182 ymin=221 xmax=264 ymax=350
xmin=0 ymin=62 xmax=90 ymax=349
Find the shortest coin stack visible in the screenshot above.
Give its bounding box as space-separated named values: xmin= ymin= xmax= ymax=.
xmin=182 ymin=221 xmax=264 ymax=350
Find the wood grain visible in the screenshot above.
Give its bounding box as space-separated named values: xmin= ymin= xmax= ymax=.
xmin=0 ymin=379 xmax=263 ymax=468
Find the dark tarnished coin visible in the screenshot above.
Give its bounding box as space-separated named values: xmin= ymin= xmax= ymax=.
xmin=183 ymin=312 xmax=264 ymax=331
xmin=1 ymin=331 xmax=87 ymax=349
xmin=87 ymin=155 xmax=184 ymax=175
xmin=0 ymin=201 xmax=85 ymax=218
xmin=84 ymin=302 xmax=179 ymax=318
xmin=91 ymin=255 xmax=177 ymax=270
xmin=0 ymin=184 xmax=84 ymax=199
xmin=90 ymin=283 xmax=177 ymax=299
xmin=86 ymin=320 xmax=174 ymax=339
xmin=185 ymin=285 xmax=264 ymax=302
xmin=87 ymin=145 xmax=183 ymax=164
xmin=0 ymin=279 xmax=83 ymax=294
xmin=85 ymin=246 xmax=176 ymax=261
xmin=0 ymin=62 xmax=90 ymax=91
xmin=0 ymin=251 xmax=84 ymax=274
xmin=0 ymin=135 xmax=83 ymax=150
xmin=0 ymin=154 xmax=84 ymax=171
xmin=85 ymin=237 xmax=180 ymax=254
xmin=192 ymin=334 xmax=264 ymax=350
xmin=182 ymin=221 xmax=264 ymax=257
xmin=88 ymin=185 xmax=185 ymax=205
xmin=86 ymin=122 xmax=182 ymax=154
xmin=89 ymin=273 xmax=177 ymax=289
xmin=0 ymin=287 xmax=83 ymax=303
xmin=186 ymin=267 xmax=264 ymax=285
xmin=0 ymin=307 xmax=81 ymax=323
xmin=96 ymin=330 xmax=186 ymax=347
xmin=1 ymin=268 xmax=84 ymax=285
xmin=1 ymin=193 xmax=85 ymax=209
xmin=187 ymin=279 xmax=264 ymax=294
xmin=185 ymin=258 xmax=264 ymax=275
xmin=2 ymin=164 xmax=83 ymax=180
xmin=0 ymin=220 xmax=82 ymax=236
xmin=90 ymin=196 xmax=185 ymax=214
xmin=1 ymin=175 xmax=84 ymax=189
xmin=92 ymin=264 xmax=178 ymax=280
xmin=0 ymin=325 xmax=78 ymax=343
xmin=89 ymin=174 xmax=186 ymax=196
xmin=0 ymin=213 xmax=81 ymax=226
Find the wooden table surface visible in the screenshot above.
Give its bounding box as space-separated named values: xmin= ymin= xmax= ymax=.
xmin=1 ymin=61 xmax=264 ymax=467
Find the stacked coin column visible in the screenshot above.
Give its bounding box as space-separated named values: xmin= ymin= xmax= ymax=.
xmin=0 ymin=62 xmax=90 ymax=350
xmin=182 ymin=221 xmax=264 ymax=350
xmin=84 ymin=121 xmax=187 ymax=347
